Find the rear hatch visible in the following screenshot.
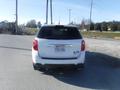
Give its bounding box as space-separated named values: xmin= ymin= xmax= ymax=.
xmin=37 ymin=25 xmax=83 ymax=59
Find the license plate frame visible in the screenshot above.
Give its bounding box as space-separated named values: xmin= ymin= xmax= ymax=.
xmin=55 ymin=45 xmax=65 ymax=52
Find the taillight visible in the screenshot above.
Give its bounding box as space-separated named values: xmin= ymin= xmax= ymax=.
xmin=81 ymin=40 xmax=85 ymax=51
xmin=33 ymin=39 xmax=38 ymax=51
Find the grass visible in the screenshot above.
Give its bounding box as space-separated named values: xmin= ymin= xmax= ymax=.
xmin=81 ymin=31 xmax=120 ymax=39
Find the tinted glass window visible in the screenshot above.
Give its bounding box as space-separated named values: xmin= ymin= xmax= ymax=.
xmin=37 ymin=26 xmax=82 ymax=40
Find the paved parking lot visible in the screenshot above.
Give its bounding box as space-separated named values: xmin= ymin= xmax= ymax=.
xmin=0 ymin=34 xmax=120 ymax=90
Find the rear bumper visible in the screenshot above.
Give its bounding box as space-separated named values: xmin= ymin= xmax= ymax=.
xmin=32 ymin=51 xmax=85 ymax=65
xmin=33 ymin=63 xmax=84 ymax=69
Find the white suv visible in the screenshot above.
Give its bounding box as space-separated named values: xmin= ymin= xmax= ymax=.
xmin=32 ymin=25 xmax=86 ymax=70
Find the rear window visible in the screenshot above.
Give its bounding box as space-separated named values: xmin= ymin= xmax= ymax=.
xmin=37 ymin=26 xmax=82 ymax=40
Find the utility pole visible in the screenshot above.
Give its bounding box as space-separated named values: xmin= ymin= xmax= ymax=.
xmin=46 ymin=0 xmax=53 ymax=24
xmin=50 ymin=0 xmax=53 ymax=24
xmin=15 ymin=0 xmax=18 ymax=34
xmin=89 ymin=0 xmax=93 ymax=30
xmin=69 ymin=9 xmax=71 ymax=24
xmin=46 ymin=0 xmax=48 ymax=24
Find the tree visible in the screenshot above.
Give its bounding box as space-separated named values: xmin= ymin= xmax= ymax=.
xmin=26 ymin=20 xmax=37 ymax=28
xmin=94 ymin=23 xmax=102 ymax=32
xmin=8 ymin=22 xmax=16 ymax=34
xmin=37 ymin=21 xmax=42 ymax=29
xmin=69 ymin=21 xmax=74 ymax=25
xmin=90 ymin=22 xmax=94 ymax=30
xmin=80 ymin=19 xmax=85 ymax=30
xmin=110 ymin=21 xmax=118 ymax=31
xmin=0 ymin=21 xmax=16 ymax=34
xmin=101 ymin=22 xmax=108 ymax=31
xmin=117 ymin=24 xmax=120 ymax=31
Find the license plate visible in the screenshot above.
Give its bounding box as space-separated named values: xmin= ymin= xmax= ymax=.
xmin=55 ymin=45 xmax=65 ymax=52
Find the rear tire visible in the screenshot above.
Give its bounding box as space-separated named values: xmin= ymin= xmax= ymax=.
xmin=76 ymin=64 xmax=85 ymax=70
xmin=33 ymin=63 xmax=45 ymax=71
xmin=33 ymin=64 xmax=38 ymax=70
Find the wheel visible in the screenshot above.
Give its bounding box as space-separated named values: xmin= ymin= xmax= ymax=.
xmin=33 ymin=64 xmax=38 ymax=70
xmin=76 ymin=64 xmax=85 ymax=70
xmin=33 ymin=63 xmax=45 ymax=71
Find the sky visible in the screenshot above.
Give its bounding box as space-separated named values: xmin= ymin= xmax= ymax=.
xmin=0 ymin=0 xmax=120 ymax=25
